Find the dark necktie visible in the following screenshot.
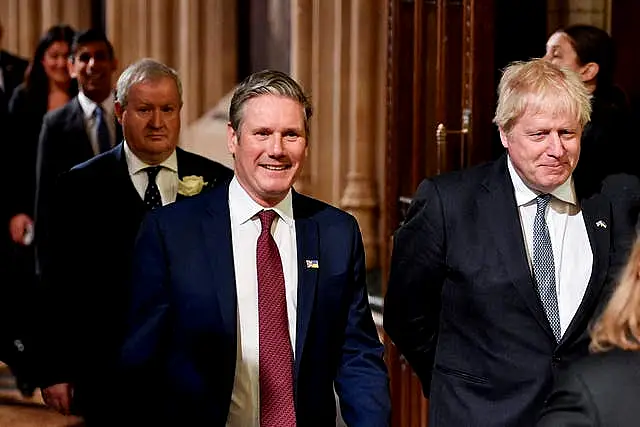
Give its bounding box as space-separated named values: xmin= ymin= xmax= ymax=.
xmin=256 ymin=210 xmax=296 ymax=427
xmin=532 ymin=194 xmax=561 ymax=341
xmin=143 ymin=166 xmax=163 ymax=210
xmin=95 ymin=105 xmax=111 ymax=153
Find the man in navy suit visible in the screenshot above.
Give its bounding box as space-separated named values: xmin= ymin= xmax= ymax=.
xmin=38 ymin=58 xmax=232 ymax=425
xmin=121 ymin=70 xmax=390 ymax=426
xmin=384 ymin=59 xmax=640 ymax=426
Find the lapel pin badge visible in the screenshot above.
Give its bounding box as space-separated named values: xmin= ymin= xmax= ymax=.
xmin=596 ymin=220 xmax=607 ymax=229
xmin=305 ymin=259 xmax=319 ymax=269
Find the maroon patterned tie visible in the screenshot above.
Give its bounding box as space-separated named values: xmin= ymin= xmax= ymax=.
xmin=256 ymin=210 xmax=297 ymax=426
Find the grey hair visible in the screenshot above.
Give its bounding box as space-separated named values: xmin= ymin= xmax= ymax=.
xmin=115 ymin=58 xmax=183 ymax=108
xmin=229 ymin=69 xmax=312 ymax=137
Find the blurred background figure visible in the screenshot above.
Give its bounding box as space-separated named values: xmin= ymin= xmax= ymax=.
xmin=538 ymin=236 xmax=640 ymax=426
xmin=7 ymin=24 xmax=77 ymax=250
xmin=3 ymin=24 xmax=76 ymax=398
xmin=0 ymin=19 xmax=28 ymax=126
xmin=544 ymin=24 xmax=639 ymax=197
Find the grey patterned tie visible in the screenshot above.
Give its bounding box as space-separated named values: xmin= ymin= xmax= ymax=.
xmin=533 ymin=194 xmax=561 ymax=342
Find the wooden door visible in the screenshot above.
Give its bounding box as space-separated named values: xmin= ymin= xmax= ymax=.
xmin=383 ymin=0 xmax=495 ymax=425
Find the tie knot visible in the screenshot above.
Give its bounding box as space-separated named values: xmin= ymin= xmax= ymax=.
xmin=145 ymin=166 xmax=162 ymax=180
xmin=258 ymin=210 xmax=278 ymax=234
xmin=536 ymin=194 xmax=552 ymax=211
xmin=94 ymin=105 xmax=104 ymax=119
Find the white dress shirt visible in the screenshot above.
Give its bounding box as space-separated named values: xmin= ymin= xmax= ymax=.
xmin=123 ymin=141 xmax=178 ymax=205
xmin=77 ymin=91 xmax=116 ymax=155
xmin=508 ymin=157 xmax=593 ymax=336
xmin=226 ymin=177 xmax=299 ymax=427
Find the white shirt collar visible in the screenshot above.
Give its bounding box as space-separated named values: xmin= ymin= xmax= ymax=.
xmin=507 ymin=155 xmax=577 ymax=207
xmin=228 ymin=176 xmax=294 ymax=227
xmin=77 ymin=91 xmax=115 ymax=119
xmin=123 ymin=140 xmax=178 ymax=175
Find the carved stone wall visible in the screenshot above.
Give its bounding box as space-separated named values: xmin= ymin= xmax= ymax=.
xmin=290 ymin=0 xmax=387 ymax=269
xmin=0 ymin=0 xmax=91 ymax=56
xmin=105 ymin=0 xmax=237 ymax=125
xmin=548 ymin=0 xmax=611 ymax=33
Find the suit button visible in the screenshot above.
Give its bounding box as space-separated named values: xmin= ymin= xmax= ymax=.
xmin=552 ymin=355 xmax=561 ymax=365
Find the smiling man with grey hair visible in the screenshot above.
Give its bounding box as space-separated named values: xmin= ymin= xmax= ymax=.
xmin=38 ymin=58 xmax=232 ymax=425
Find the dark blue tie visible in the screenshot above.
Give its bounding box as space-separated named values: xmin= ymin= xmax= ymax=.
xmin=533 ymin=194 xmax=561 ymax=341
xmin=95 ymin=105 xmax=111 ymax=153
xmin=144 ymin=166 xmax=163 ymax=210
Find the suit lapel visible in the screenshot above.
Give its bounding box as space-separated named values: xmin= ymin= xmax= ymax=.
xmin=114 ymin=143 xmax=146 ymax=215
xmin=201 ymin=183 xmax=237 ymax=337
xmin=561 ymin=193 xmax=611 ymax=344
xmin=292 ymin=192 xmax=319 ymax=381
xmin=68 ymin=98 xmax=94 ymax=158
xmin=479 ymin=157 xmax=556 ymax=339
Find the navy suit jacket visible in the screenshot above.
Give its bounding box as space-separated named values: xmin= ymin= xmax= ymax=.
xmin=384 ymin=155 xmax=640 ymax=427
xmin=121 ymin=181 xmax=390 ymax=426
xmin=36 ymin=144 xmax=232 ymax=416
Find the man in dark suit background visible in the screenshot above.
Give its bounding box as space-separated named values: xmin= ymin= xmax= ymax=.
xmin=0 ymin=18 xmax=31 ymax=396
xmin=0 ymin=19 xmax=28 ymax=122
xmin=33 ymin=28 xmax=120 ymax=275
xmin=384 ymin=59 xmax=640 ymax=427
xmin=38 ymin=58 xmax=233 ymax=425
xmin=120 ymin=70 xmax=390 ymax=426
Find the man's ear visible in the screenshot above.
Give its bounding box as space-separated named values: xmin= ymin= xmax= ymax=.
xmin=227 ymin=123 xmax=238 ymax=155
xmin=499 ymin=126 xmax=509 ymax=149
xmin=114 ymin=101 xmax=124 ymax=124
xmin=67 ymin=58 xmax=77 ymax=79
xmin=580 ymin=62 xmax=599 ymax=84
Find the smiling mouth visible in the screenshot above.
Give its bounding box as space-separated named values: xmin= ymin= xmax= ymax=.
xmin=261 ymin=164 xmax=290 ymax=171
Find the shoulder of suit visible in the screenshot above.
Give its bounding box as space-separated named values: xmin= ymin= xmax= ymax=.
xmin=69 ymin=148 xmax=118 ymax=174
xmin=564 ymin=348 xmax=640 ymax=388
xmin=1 ymin=50 xmax=28 ymax=66
xmin=293 ymin=191 xmax=356 ymax=226
xmin=42 ymin=97 xmax=78 ymax=123
xmin=177 ymin=147 xmax=234 ymax=179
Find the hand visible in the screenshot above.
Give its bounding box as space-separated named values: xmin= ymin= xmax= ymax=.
xmin=42 ymin=382 xmax=73 ymax=415
xmin=8 ymin=214 xmax=34 ymax=245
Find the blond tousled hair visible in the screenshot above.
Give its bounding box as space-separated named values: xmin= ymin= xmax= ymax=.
xmin=493 ymin=58 xmax=592 ymax=134
xmin=590 ymin=238 xmax=640 ymax=352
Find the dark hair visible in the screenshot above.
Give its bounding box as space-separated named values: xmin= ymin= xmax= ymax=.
xmin=561 ymin=25 xmax=616 ymax=91
xmin=25 ymin=24 xmax=76 ymax=94
xmin=70 ymin=28 xmax=115 ymax=60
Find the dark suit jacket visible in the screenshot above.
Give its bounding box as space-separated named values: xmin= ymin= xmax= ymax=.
xmin=537 ymin=349 xmax=640 ymax=427
xmin=384 ymin=155 xmax=640 ymax=427
xmin=37 ymin=144 xmax=233 ymax=418
xmin=0 ymin=50 xmax=28 ymax=116
xmin=34 ymin=96 xmax=123 ymax=273
xmin=121 ymin=182 xmax=390 ymax=426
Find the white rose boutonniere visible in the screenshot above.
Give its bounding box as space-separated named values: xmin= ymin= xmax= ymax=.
xmin=178 ymin=175 xmax=208 ymax=196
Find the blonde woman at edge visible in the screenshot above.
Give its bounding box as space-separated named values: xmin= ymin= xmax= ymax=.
xmin=538 ymin=237 xmax=640 ymax=426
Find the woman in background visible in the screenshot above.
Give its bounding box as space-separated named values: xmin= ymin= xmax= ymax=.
xmin=7 ymin=24 xmax=77 ymax=242
xmin=3 ymin=24 xmax=77 ymax=397
xmin=537 ymin=238 xmax=640 ymax=426
xmin=544 ymin=24 xmax=638 ymax=197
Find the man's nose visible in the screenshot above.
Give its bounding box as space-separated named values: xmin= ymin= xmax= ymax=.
xmin=547 ymin=132 xmax=565 ymax=156
xmin=268 ymin=135 xmax=285 ymax=156
xmin=149 ymin=110 xmax=163 ymax=128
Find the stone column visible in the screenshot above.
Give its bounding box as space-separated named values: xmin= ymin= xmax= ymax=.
xmin=290 ymin=0 xmax=313 ymax=194
xmin=0 ymin=0 xmax=91 ymax=57
xmin=339 ymin=0 xmax=380 ymax=268
xmin=104 ymin=0 xmax=236 ymax=125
